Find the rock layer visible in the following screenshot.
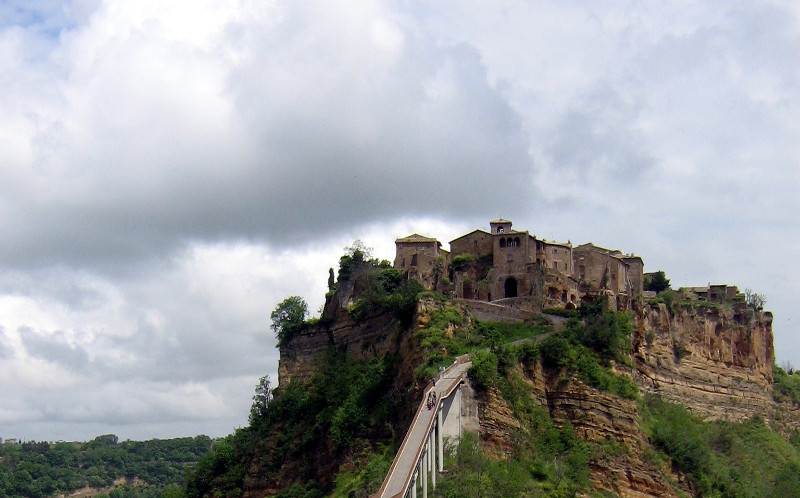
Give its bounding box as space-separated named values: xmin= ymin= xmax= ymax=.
xmin=631 ymin=301 xmax=775 ymax=422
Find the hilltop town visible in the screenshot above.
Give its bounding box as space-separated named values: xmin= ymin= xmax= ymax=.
xmin=394 ymin=218 xmax=736 ymax=312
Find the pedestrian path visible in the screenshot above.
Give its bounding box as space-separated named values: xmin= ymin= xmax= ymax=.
xmin=372 ymin=356 xmax=472 ymax=498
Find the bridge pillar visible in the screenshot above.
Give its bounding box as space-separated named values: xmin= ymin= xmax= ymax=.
xmin=411 ymin=470 xmax=417 ymax=498
xmin=430 ymin=430 xmax=436 ymax=489
xmin=437 ymin=406 xmax=444 ymax=472
xmin=421 ymin=447 xmax=427 ymax=498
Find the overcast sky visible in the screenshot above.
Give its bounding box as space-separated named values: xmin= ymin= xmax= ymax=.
xmin=1 ymin=1 xmax=798 ymax=442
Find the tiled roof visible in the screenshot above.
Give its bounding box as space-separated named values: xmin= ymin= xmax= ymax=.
xmin=395 ymin=233 xmax=439 ymax=243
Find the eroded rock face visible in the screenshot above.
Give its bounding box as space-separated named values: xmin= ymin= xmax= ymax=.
xmin=476 ymin=363 xmax=685 ymax=497
xmin=277 ymin=311 xmax=400 ymax=386
xmin=477 ymin=386 xmax=519 ymax=459
xmin=632 ymin=301 xmax=775 ymax=422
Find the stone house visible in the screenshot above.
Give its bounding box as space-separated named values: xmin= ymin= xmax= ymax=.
xmin=394 ymin=219 xmax=643 ymax=311
xmin=573 ymin=243 xmax=643 ymax=297
xmin=394 ymin=233 xmax=448 ymax=291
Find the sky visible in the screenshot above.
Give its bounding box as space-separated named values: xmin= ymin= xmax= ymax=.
xmin=0 ymin=0 xmax=798 ymax=442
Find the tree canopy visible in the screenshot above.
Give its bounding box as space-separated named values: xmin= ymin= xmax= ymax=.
xmin=644 ymin=270 xmax=671 ymax=293
xmin=270 ymin=296 xmax=308 ymax=345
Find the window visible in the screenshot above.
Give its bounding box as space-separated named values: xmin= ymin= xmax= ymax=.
xmin=411 ymin=254 xmax=418 ymax=266
xmin=498 ymin=227 xmax=504 ymax=233
xmin=514 ymin=237 xmax=520 ymax=247
xmin=500 ymin=239 xmax=506 ymax=248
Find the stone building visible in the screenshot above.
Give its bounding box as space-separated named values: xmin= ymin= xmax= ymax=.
xmin=394 ymin=219 xmax=643 ymax=311
xmin=448 ymin=219 xmax=578 ymax=309
xmin=394 ymin=233 xmax=448 ymax=291
xmin=572 ymin=243 xmax=643 ymax=297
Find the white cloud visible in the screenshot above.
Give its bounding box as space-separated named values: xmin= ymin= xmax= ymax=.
xmin=0 ymin=0 xmax=798 ymax=440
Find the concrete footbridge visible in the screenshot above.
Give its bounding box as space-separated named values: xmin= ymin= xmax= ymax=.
xmin=372 ymin=355 xmax=472 ymax=498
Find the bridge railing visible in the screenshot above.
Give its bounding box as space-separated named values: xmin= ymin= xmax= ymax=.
xmin=371 ymin=355 xmax=470 ymax=498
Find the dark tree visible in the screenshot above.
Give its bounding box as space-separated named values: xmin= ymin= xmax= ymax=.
xmin=645 ymin=270 xmax=670 ymax=293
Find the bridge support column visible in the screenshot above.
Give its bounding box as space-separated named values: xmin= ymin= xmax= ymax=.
xmin=430 ymin=430 xmax=436 ymax=489
xmin=421 ymin=447 xmax=427 ymax=498
xmin=411 ymin=471 xmax=417 ymax=498
xmin=458 ymin=385 xmax=463 ymax=440
xmin=437 ymin=406 xmax=444 ymax=472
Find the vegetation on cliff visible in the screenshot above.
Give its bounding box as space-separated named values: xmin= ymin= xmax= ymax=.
xmin=641 ymin=396 xmax=800 ymax=497
xmin=773 ymin=363 xmax=800 ymax=406
xmin=185 ymin=349 xmax=402 ymax=497
xmin=271 ymin=296 xmax=309 ymax=345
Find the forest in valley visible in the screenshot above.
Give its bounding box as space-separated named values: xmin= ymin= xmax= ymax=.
xmin=0 ymin=434 xmax=210 ymax=498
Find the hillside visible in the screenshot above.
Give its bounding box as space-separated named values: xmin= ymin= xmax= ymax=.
xmin=185 ymin=246 xmax=800 ymax=497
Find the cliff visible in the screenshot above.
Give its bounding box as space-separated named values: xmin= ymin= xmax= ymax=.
xmin=261 ymin=273 xmax=797 ymax=497
xmin=631 ymin=299 xmax=776 ymax=422
xmin=457 ymin=296 xmax=792 ymax=497
xmin=477 ymin=357 xmax=686 ymax=497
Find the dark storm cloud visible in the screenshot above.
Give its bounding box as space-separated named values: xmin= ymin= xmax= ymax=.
xmin=19 ymin=326 xmax=91 ymax=372
xmin=0 ymin=5 xmax=533 ymax=273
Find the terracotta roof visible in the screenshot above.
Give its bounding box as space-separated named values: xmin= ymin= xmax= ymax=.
xmin=395 ymin=233 xmax=439 ymax=243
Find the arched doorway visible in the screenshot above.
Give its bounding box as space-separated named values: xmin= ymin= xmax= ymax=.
xmin=504 ymin=277 xmax=518 ymax=298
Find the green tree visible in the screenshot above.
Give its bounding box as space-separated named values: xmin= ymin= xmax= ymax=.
xmin=270 ymin=296 xmax=308 ymax=345
xmin=249 ymin=375 xmax=272 ymax=425
xmin=644 ymin=270 xmax=670 ymax=293
xmin=337 ymin=240 xmax=373 ymax=281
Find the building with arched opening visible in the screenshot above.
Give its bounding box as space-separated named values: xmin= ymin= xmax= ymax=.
xmin=394 ymin=219 xmax=644 ymax=311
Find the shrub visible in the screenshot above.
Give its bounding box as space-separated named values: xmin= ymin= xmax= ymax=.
xmin=773 ymin=364 xmax=800 ymax=405
xmin=469 ymin=350 xmax=499 ymax=390
xmin=348 ymin=268 xmax=423 ymax=327
xmin=540 ymin=336 xmax=571 ymax=369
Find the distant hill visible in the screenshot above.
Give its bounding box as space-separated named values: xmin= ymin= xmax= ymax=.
xmin=0 ymin=434 xmax=210 ymax=497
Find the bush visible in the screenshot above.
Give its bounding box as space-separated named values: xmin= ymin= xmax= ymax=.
xmin=773 ymin=364 xmax=800 ymax=405
xmin=347 ymin=269 xmax=423 ymax=327
xmin=568 ymin=311 xmax=632 ymax=365
xmin=469 ymin=350 xmax=499 ymax=390
xmin=540 ymin=336 xmax=571 ymax=369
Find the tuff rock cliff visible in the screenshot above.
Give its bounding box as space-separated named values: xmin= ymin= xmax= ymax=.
xmin=631 ymin=300 xmax=775 ymax=422
xmin=271 ymin=278 xmax=795 ymax=497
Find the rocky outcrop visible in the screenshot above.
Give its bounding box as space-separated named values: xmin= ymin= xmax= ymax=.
xmin=477 ymin=387 xmax=520 ymax=459
xmin=631 ymin=300 xmax=775 ymax=422
xmin=278 ymin=311 xmax=400 ymax=385
xmin=475 ymin=361 xmax=686 ymax=497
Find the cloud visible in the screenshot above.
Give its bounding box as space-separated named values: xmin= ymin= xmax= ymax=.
xmin=0 ymin=0 xmax=798 ymax=442
xmin=0 ymin=0 xmax=533 ymax=273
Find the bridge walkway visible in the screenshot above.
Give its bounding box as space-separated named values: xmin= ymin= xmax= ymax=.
xmin=372 ymin=356 xmax=472 ymax=498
